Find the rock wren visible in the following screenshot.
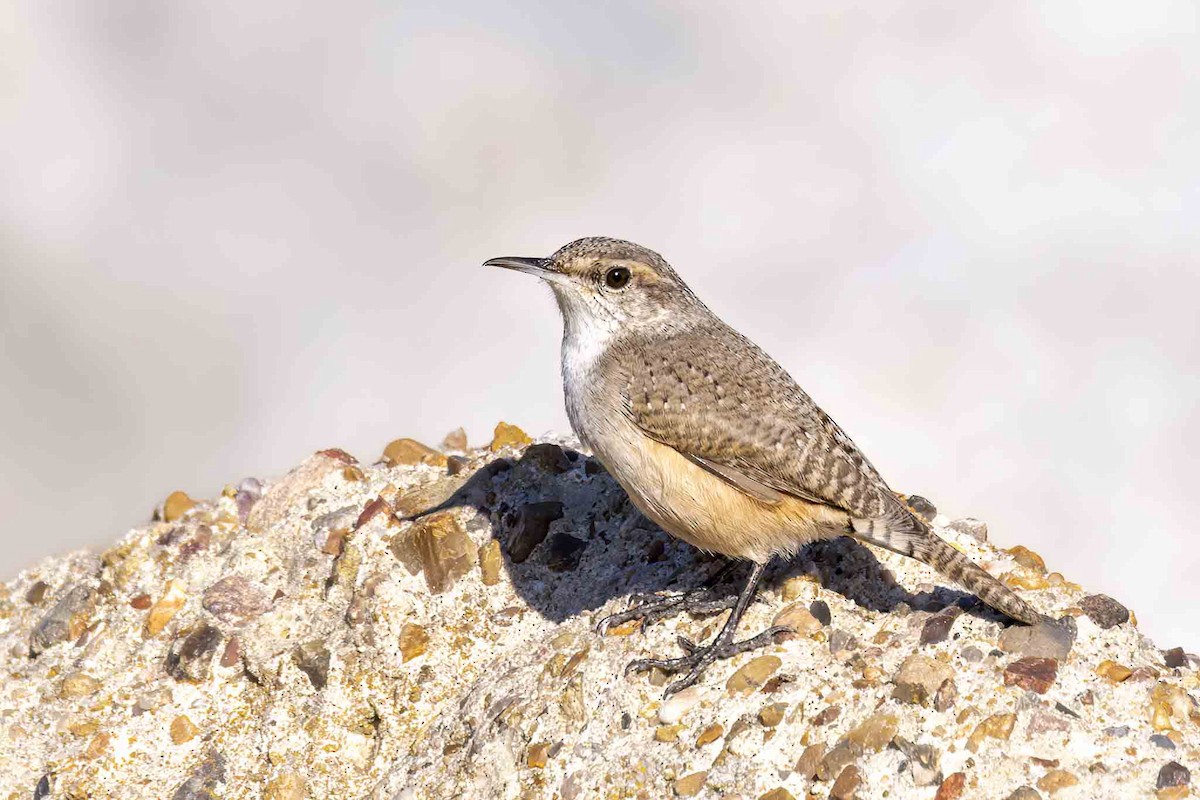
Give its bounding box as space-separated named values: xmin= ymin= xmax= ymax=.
xmin=487 ymin=236 xmax=1042 ymax=694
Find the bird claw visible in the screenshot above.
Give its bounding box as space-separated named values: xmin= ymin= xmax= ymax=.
xmin=623 ymin=624 xmax=791 ymax=696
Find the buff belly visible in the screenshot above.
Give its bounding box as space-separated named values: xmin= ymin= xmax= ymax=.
xmin=591 ymin=422 xmax=848 ymax=563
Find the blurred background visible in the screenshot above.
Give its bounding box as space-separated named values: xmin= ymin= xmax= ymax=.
xmin=2 ymin=1 xmax=1197 ymax=650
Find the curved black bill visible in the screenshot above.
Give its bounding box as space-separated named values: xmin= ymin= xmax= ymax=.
xmin=483 ymin=256 xmax=550 ymax=275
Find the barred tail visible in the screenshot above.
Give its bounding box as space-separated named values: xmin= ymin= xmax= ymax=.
xmin=852 ymin=515 xmax=1044 ymax=626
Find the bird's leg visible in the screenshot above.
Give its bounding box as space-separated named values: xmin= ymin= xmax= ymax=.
xmin=596 ymin=561 xmax=739 ymax=635
xmin=624 ymin=561 xmax=789 ymax=697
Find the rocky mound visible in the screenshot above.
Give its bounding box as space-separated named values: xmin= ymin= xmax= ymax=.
xmin=0 ymin=427 xmax=1195 ymax=800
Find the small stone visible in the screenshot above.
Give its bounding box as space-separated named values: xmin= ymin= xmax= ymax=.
xmin=1005 ymin=545 xmax=1047 ymax=574
xmin=1158 ymin=762 xmax=1191 ymax=790
xmin=25 ymin=581 xmax=49 ymax=605
xmin=1150 ymin=734 xmax=1177 ymax=750
xmin=441 ymin=427 xmax=468 ymax=451
xmin=906 ymin=495 xmax=938 ymax=520
xmin=1150 ymin=681 xmax=1192 ymax=731
xmin=220 ymin=636 xmax=241 ymax=668
xmin=1036 ymin=770 xmax=1078 ymax=794
xmin=130 ymin=593 xmax=152 ymax=610
xmin=809 ymin=600 xmax=832 ymax=626
xmin=30 ymin=584 xmax=95 ymax=656
xmin=293 ymin=640 xmax=330 ymax=689
xmin=847 ymin=713 xmax=898 ymax=752
xmin=381 ymin=438 xmax=448 ymax=468
xmin=727 ymin=655 xmax=781 ymax=696
xmin=655 ymin=724 xmax=684 ymax=742
xmin=758 ymin=790 xmax=797 ymax=800
xmin=395 ymin=512 xmax=479 ymax=593
xmin=921 ymin=611 xmax=960 ymax=645
xmin=828 ymin=629 xmax=858 ymax=654
xmin=263 ymin=772 xmax=307 ymax=800
xmin=165 ymin=624 xmax=222 ymax=682
xmin=547 ymin=533 xmax=587 ymax=572
xmin=1003 ymin=570 xmax=1051 ymax=591
xmin=1095 ymin=660 xmax=1133 ymax=683
xmin=489 ymin=421 xmax=532 ymax=451
xmin=998 ymin=618 xmax=1075 ymax=661
xmin=935 ymin=772 xmax=966 ymax=800
xmin=674 ymin=771 xmax=707 ymax=797
xmin=831 ymin=765 xmax=862 ymax=800
xmin=1103 ymin=725 xmax=1130 ymax=737
xmin=893 ymin=736 xmax=942 ymax=786
xmin=59 ymin=672 xmax=100 ymax=699
xmin=818 ymin=740 xmax=864 ymax=781
xmin=960 ymin=646 xmax=984 ymax=663
xmin=696 ymin=723 xmax=724 ymax=747
xmin=146 ymin=580 xmax=188 ymax=637
xmin=1080 ymin=594 xmax=1130 ymax=629
xmin=794 ymin=742 xmax=826 ymax=778
xmin=658 ymin=686 xmax=701 ymax=724
xmin=893 ymin=654 xmax=955 ymax=706
xmin=233 ymin=477 xmax=262 ymax=520
xmin=201 ymin=576 xmax=273 ymax=623
xmin=1158 ymin=789 xmax=1189 ymax=800
xmin=518 ymin=442 xmax=572 ymax=473
xmin=812 ymin=705 xmax=841 ymax=726
xmin=69 ymin=718 xmax=100 ymax=737
xmin=479 ymin=540 xmax=503 ymax=586
xmin=772 ymin=603 xmax=822 ymax=640
xmin=400 ymin=623 xmax=429 ymax=662
xmin=1163 ymin=647 xmax=1188 ymax=669
xmin=947 ymin=518 xmax=988 ymax=542
xmin=1027 ymin=710 xmax=1071 ymax=735
xmin=526 ymin=742 xmax=550 ymax=768
xmin=84 ymin=732 xmax=111 ymax=760
xmin=163 ymin=491 xmax=197 ymax=522
xmin=171 ymin=749 xmax=226 ymax=800
xmin=1004 ymin=657 xmax=1058 ymax=694
xmin=504 ymin=502 xmax=564 ymax=563
xmin=758 ymin=702 xmax=787 ymax=727
xmin=934 ymin=678 xmax=958 ymax=711
xmin=967 ymin=712 xmax=1016 ymax=752
xmin=171 ymin=715 xmax=199 ymax=744
xmin=1005 ymin=789 xmax=1042 ymax=800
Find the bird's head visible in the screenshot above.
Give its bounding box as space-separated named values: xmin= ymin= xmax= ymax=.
xmin=485 ymin=237 xmax=706 ymax=340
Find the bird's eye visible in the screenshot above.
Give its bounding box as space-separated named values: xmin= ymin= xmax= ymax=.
xmin=604 ymin=266 xmax=631 ymax=289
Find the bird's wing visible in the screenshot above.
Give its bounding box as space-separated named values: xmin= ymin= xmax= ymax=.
xmin=613 ymin=326 xmax=897 ymax=521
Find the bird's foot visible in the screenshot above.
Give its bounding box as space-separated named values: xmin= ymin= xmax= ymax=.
xmin=595 ymin=585 xmax=737 ymax=635
xmin=625 ymin=627 xmax=791 ymax=696
xmin=595 ymin=562 xmax=740 ymax=635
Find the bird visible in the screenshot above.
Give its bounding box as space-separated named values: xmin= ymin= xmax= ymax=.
xmin=486 ymin=236 xmax=1044 ymax=696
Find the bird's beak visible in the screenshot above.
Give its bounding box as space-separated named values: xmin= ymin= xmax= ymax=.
xmin=484 ymin=256 xmax=570 ymax=286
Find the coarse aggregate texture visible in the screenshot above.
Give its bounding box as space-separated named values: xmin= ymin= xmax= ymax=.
xmin=0 ymin=428 xmax=1196 ymax=800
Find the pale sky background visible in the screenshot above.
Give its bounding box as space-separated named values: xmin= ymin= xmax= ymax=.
xmin=1 ymin=1 xmax=1197 ymax=651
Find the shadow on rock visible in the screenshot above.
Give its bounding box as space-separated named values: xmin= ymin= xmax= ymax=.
xmin=406 ymin=444 xmax=1009 ymax=628
xmin=405 ymin=444 xmax=723 ymax=624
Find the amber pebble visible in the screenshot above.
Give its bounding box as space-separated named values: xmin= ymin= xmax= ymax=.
xmin=171 ymin=715 xmax=199 ymax=744
xmin=674 ymin=771 xmax=707 ymax=797
xmin=162 ymin=491 xmax=197 ymax=522
xmin=696 ymin=723 xmax=724 ymax=747
xmin=400 ymin=623 xmax=429 ymax=662
xmin=489 ymin=421 xmax=532 ymax=451
xmin=381 ymin=438 xmax=448 ymax=468
xmin=479 ymin=540 xmax=503 ymax=586
xmin=526 ymin=742 xmax=550 ymax=769
xmin=1095 ymin=660 xmax=1133 ymax=683
xmin=145 ymin=580 xmax=187 ymax=637
xmin=726 ymin=655 xmax=781 ymax=696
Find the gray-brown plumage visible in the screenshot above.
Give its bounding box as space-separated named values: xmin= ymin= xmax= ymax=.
xmin=487 ymin=236 xmax=1043 ymax=694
